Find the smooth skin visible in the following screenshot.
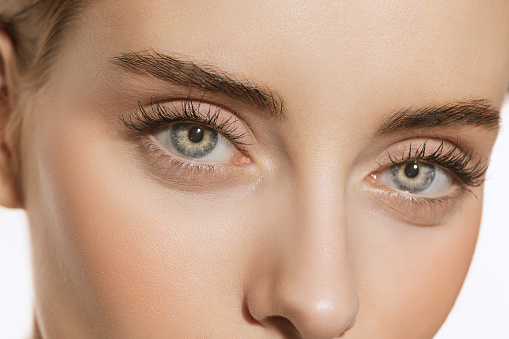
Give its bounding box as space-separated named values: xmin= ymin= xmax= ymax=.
xmin=0 ymin=0 xmax=508 ymax=338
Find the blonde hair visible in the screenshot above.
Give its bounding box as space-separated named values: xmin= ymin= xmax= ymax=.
xmin=0 ymin=0 xmax=83 ymax=188
xmin=0 ymin=0 xmax=83 ymax=87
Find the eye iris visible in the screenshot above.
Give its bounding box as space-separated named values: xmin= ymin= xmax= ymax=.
xmin=188 ymin=127 xmax=204 ymax=143
xmin=389 ymin=162 xmax=436 ymax=193
xmin=171 ymin=123 xmax=218 ymax=158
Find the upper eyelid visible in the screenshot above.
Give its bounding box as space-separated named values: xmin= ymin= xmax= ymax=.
xmin=122 ymin=99 xmax=220 ymax=131
xmin=377 ymin=139 xmax=488 ymax=187
xmin=121 ymin=99 xmax=253 ymax=150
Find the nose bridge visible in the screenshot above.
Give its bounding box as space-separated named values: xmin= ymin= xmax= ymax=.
xmin=247 ymin=165 xmax=359 ymax=338
xmin=286 ymin=171 xmax=359 ymax=335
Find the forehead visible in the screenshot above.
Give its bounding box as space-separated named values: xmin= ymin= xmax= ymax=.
xmin=61 ymin=0 xmax=509 ymax=109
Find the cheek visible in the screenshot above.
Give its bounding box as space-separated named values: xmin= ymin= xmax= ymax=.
xmin=22 ymin=103 xmax=258 ymax=337
xmin=347 ymin=193 xmax=481 ymax=338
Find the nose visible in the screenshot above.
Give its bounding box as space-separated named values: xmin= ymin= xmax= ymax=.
xmin=246 ymin=189 xmax=359 ymax=338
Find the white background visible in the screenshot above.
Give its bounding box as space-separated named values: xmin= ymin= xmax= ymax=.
xmin=1 ymin=102 xmax=508 ymax=338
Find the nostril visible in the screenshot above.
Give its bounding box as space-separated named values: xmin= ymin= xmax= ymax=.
xmin=275 ymin=289 xmax=359 ymax=339
xmin=265 ymin=316 xmax=301 ymax=338
xmin=344 ymin=313 xmax=358 ymax=333
xmin=245 ymin=274 xmax=360 ymax=338
xmin=242 ymin=297 xmax=260 ymax=325
xmin=244 ymin=292 xmax=302 ymax=338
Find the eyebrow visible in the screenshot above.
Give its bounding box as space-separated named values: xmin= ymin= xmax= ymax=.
xmin=110 ymin=50 xmax=284 ymax=119
xmin=376 ymin=99 xmax=500 ymax=136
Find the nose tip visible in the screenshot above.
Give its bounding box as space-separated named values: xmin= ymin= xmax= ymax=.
xmin=274 ymin=286 xmax=359 ymax=339
xmin=247 ymin=273 xmax=359 ymax=339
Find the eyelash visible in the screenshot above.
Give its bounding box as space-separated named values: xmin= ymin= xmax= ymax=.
xmin=386 ymin=140 xmax=488 ymax=188
xmin=122 ymin=99 xmax=250 ymax=151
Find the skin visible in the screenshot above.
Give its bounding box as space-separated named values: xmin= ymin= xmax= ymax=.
xmin=0 ymin=0 xmax=508 ymax=338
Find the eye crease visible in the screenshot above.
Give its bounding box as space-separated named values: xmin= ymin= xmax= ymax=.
xmin=124 ymin=100 xmax=250 ymax=146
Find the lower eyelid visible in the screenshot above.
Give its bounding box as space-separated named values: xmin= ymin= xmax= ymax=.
xmin=138 ymin=136 xmax=258 ymax=186
xmin=363 ymin=185 xmax=465 ymax=226
xmin=142 ymin=138 xmax=238 ymax=183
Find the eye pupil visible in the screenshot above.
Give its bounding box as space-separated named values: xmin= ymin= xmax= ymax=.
xmin=404 ymin=163 xmax=419 ymax=178
xmin=188 ymin=126 xmax=204 ymax=143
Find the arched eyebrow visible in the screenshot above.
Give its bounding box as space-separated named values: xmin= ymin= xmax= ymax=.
xmin=375 ymin=99 xmax=500 ymax=136
xmin=110 ymin=50 xmax=284 ymax=119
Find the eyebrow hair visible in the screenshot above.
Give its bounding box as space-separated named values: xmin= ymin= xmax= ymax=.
xmin=376 ymin=99 xmax=500 ymax=136
xmin=110 ymin=50 xmax=284 ymax=119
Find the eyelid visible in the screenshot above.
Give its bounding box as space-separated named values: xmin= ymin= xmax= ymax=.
xmin=373 ymin=139 xmax=452 ymax=167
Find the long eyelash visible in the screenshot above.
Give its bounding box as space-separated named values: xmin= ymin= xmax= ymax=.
xmin=121 ymin=99 xmax=250 ymax=151
xmin=387 ymin=140 xmax=488 ymax=187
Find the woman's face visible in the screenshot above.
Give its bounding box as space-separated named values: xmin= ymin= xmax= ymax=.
xmin=17 ymin=0 xmax=509 ymax=338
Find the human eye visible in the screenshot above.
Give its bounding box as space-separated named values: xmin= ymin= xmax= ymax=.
xmin=367 ymin=139 xmax=488 ymax=225
xmin=153 ymin=122 xmax=238 ymax=162
xmin=377 ymin=161 xmax=453 ymax=196
xmin=121 ymin=99 xmax=253 ymax=177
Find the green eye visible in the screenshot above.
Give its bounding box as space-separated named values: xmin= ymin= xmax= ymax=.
xmin=389 ymin=162 xmax=436 ymax=193
xmin=170 ymin=123 xmax=218 ymax=159
xmin=153 ymin=122 xmax=238 ymax=162
xmin=376 ymin=160 xmax=453 ymax=196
